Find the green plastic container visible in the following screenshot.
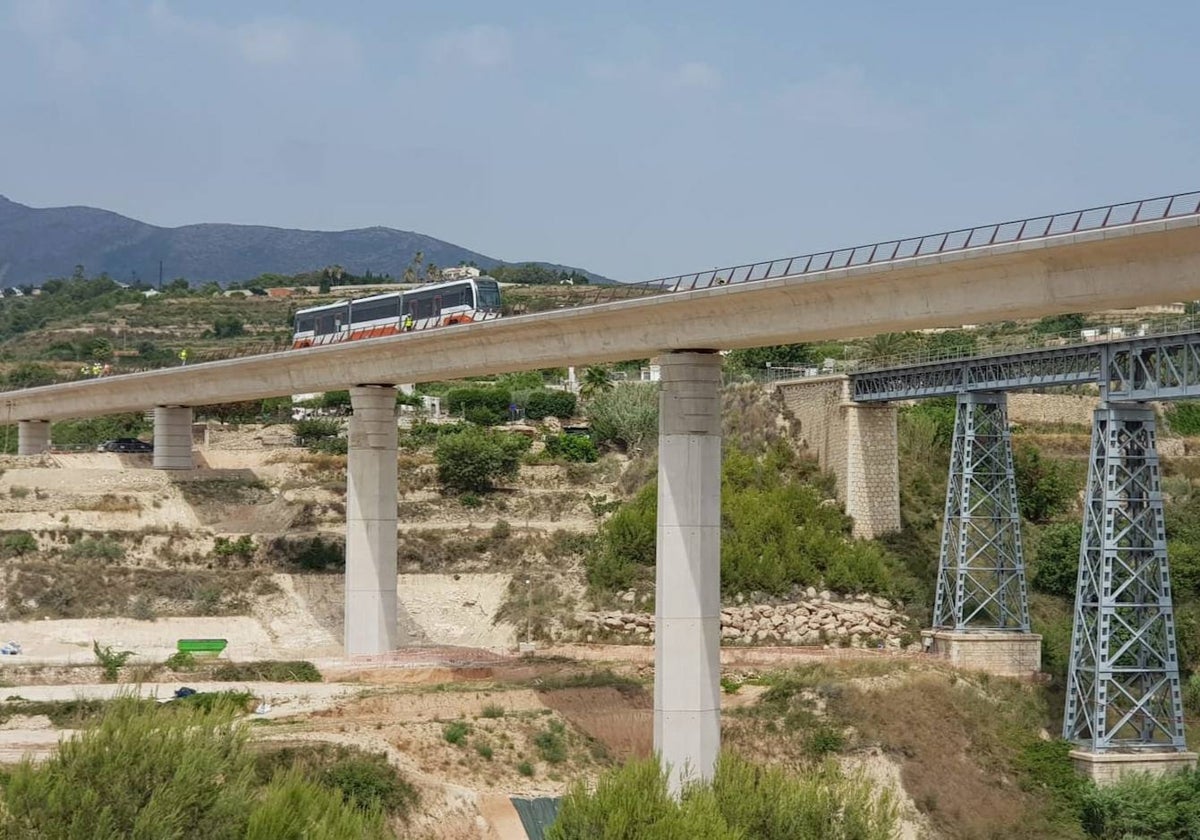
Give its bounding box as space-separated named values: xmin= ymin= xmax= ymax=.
xmin=176 ymin=639 xmax=228 ymax=659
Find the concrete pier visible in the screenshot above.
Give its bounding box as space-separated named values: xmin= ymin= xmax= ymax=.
xmin=345 ymin=385 xmax=399 ymax=657
xmin=16 ymin=420 xmax=50 ymax=455
xmin=152 ymin=406 xmax=194 ymax=469
xmin=654 ymin=352 xmax=722 ymax=792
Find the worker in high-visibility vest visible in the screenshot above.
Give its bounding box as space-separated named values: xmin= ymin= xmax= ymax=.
xmin=179 ymin=349 xmax=189 ymax=366
xmin=402 ymin=313 xmax=415 ymax=332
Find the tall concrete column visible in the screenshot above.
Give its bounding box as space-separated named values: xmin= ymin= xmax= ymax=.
xmin=345 ymin=385 xmax=399 ymax=657
xmin=153 ymin=406 xmax=194 ymax=469
xmin=654 ymin=351 xmax=722 ymax=792
xmin=17 ymin=420 xmax=50 ymax=455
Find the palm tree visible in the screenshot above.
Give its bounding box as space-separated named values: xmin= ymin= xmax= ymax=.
xmin=580 ymin=366 xmax=613 ymax=401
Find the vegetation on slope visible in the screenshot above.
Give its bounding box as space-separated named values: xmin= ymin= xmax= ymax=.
xmin=0 ymin=695 xmax=406 ymax=839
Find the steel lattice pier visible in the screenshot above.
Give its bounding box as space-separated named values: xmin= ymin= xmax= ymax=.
xmin=932 ymin=393 xmax=1031 ymax=632
xmin=1063 ymin=404 xmax=1186 ymax=752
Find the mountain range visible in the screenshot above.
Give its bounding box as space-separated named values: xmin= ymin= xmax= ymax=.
xmin=0 ymin=195 xmax=609 ymax=287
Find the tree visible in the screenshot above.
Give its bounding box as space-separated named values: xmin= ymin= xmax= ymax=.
xmin=1013 ymin=443 xmax=1075 ymax=523
xmin=213 ymin=315 xmax=246 ymax=339
xmin=579 ymin=366 xmax=613 ymax=401
xmin=1032 ymin=521 xmax=1081 ymax=597
xmin=4 ymin=362 xmax=57 ymax=389
xmin=435 ymin=428 xmax=529 ymax=493
xmin=402 ymin=251 xmax=424 ymax=285
xmin=725 ymin=344 xmax=813 ymax=373
xmin=859 ymin=332 xmax=917 ymax=362
xmin=88 ymin=336 xmax=114 ymax=362
xmin=1034 ymin=313 xmax=1087 ymax=336
xmin=587 ymin=383 xmax=658 ymax=452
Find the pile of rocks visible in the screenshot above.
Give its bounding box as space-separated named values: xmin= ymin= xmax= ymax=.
xmin=577 ymin=592 xmax=912 ymax=648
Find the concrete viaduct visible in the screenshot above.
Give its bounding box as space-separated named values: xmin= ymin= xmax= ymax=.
xmin=4 ymin=193 xmax=1200 ymax=788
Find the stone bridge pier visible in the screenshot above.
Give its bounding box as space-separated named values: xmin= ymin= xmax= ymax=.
xmin=775 ymin=376 xmax=900 ymax=539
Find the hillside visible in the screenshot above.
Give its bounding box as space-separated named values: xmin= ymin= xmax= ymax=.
xmin=0 ymin=195 xmax=609 ymax=287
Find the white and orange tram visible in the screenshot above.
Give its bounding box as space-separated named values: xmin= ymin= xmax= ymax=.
xmin=292 ymin=276 xmax=502 ymax=349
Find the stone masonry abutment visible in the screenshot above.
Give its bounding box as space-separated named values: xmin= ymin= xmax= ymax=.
xmin=776 ymin=376 xmax=900 ymax=538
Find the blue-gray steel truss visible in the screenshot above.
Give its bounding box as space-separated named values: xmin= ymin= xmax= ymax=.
xmin=933 ymin=393 xmax=1031 ymax=632
xmin=851 ymin=330 xmax=1200 ymax=403
xmin=1063 ymin=405 xmax=1186 ymax=753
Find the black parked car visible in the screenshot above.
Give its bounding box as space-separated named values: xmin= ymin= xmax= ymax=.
xmin=98 ymin=438 xmax=153 ymax=453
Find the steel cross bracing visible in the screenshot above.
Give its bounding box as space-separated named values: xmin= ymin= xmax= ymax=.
xmin=850 ymin=330 xmax=1200 ymax=403
xmin=932 ymin=394 xmax=1031 ymax=632
xmin=1063 ymin=405 xmax=1187 ymax=753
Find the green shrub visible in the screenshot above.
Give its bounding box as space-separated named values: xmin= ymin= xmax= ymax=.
xmin=1014 ymin=739 xmax=1088 ymax=814
xmin=517 ymin=761 xmax=535 ymax=777
xmin=213 ymin=535 xmax=256 ymax=560
xmin=165 ymin=650 xmax=196 ymax=672
xmin=92 ymin=640 xmax=135 ymax=682
xmin=0 ymin=531 xmax=37 ymax=557
xmin=1184 ymin=673 xmax=1200 ymax=715
xmin=544 ymin=434 xmax=598 ymax=463
xmin=435 ymin=427 xmax=528 ymax=493
xmin=1166 ymin=402 xmax=1200 ymax=436
xmin=548 ymin=753 xmax=896 ymax=840
xmin=245 ymin=772 xmax=388 ymax=839
xmin=292 ymin=418 xmax=342 ymax=445
xmin=481 ymin=703 xmax=506 ymax=719
xmin=211 ymin=661 xmax=322 ymax=682
xmin=443 ymin=721 xmax=470 ymax=745
xmin=309 ymin=436 xmax=348 ymax=455
xmin=1032 ymin=522 xmax=1082 ymax=598
xmin=526 ymin=390 xmax=577 ymax=420
xmin=253 ymin=743 xmax=417 ymax=820
xmin=490 ymin=520 xmax=511 ymax=540
xmin=287 ymin=537 xmax=344 ymax=571
xmin=587 ymin=383 xmax=658 ymax=452
xmin=475 ymin=743 xmax=494 ymax=760
xmin=65 ymin=536 xmax=125 ymax=561
xmin=804 ymin=725 xmax=846 ymax=758
xmin=1080 ymin=767 xmax=1200 ymax=839
xmin=321 ymin=755 xmax=419 ymax=816
xmin=534 ymin=720 xmax=568 ymax=764
xmin=1014 ymin=444 xmax=1076 ymax=523
xmin=587 ymin=449 xmax=902 ymax=597
xmin=446 ymin=386 xmax=512 ymax=425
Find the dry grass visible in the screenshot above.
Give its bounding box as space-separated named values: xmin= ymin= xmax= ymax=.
xmin=3 ymin=562 xmax=270 ymax=619
xmin=537 ymin=685 xmax=652 ymax=761
xmin=76 ymin=494 xmax=142 ymax=513
xmin=835 ymin=671 xmax=1074 ymax=840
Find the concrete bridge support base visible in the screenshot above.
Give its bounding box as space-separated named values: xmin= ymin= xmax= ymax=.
xmin=17 ymin=420 xmax=50 ymax=455
xmin=654 ymin=352 xmax=722 ymax=794
xmin=921 ymin=630 xmax=1042 ymax=677
xmin=345 ymin=385 xmax=399 ymax=657
xmin=153 ymin=406 xmax=194 ymax=469
xmin=1070 ymin=750 xmax=1197 ymax=785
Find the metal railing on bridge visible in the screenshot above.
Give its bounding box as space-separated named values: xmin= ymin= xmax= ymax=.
xmin=585 ymin=190 xmax=1200 ymax=302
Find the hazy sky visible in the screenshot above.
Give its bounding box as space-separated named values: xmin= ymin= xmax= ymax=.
xmin=3 ymin=1 xmax=1197 ymax=280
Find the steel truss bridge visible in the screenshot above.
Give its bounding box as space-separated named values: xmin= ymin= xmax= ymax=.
xmin=846 ymin=331 xmax=1200 ymax=755
xmin=850 ymin=328 xmax=1200 ymax=403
